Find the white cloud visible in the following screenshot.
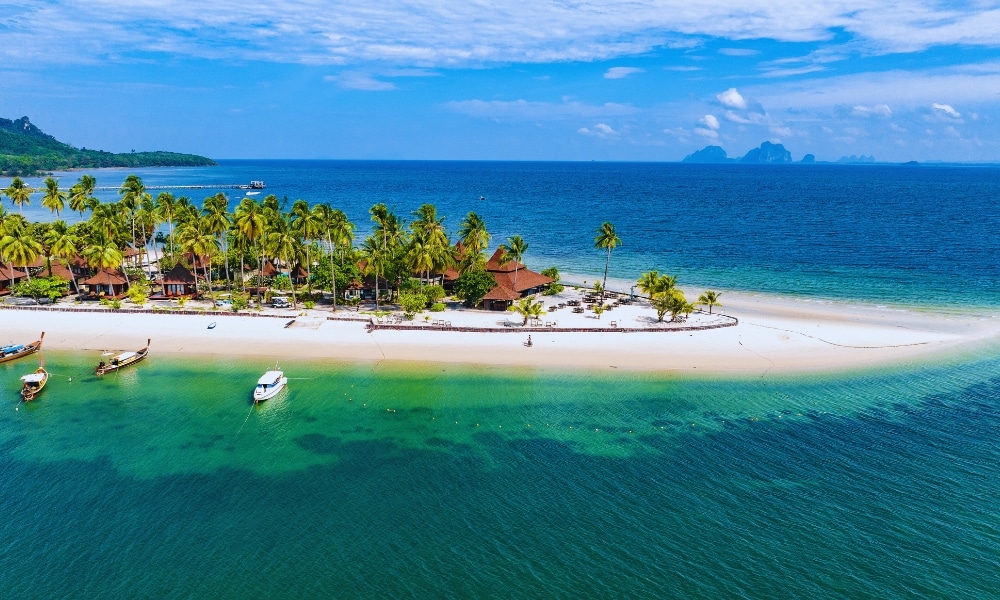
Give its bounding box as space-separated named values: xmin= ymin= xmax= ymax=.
xmin=694 ymin=127 xmax=718 ymax=139
xmin=444 ymin=99 xmax=636 ymax=120
xmin=604 ymin=67 xmax=643 ymax=79
xmin=578 ymin=123 xmax=618 ymax=138
xmin=719 ymin=48 xmax=760 ymax=56
xmin=7 ymin=1 xmax=1000 ymax=67
xmin=325 ymin=72 xmax=396 ymax=91
xmin=700 ymin=114 xmax=720 ymax=130
xmin=852 ymin=104 xmax=892 ymax=118
xmin=931 ymin=103 xmax=961 ymax=118
xmin=663 ymin=66 xmax=702 ymax=72
xmin=717 ymin=88 xmax=747 ymax=109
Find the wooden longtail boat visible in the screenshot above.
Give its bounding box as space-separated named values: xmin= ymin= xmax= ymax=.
xmin=96 ymin=339 xmax=150 ymax=376
xmin=0 ymin=332 xmax=44 ymax=364
xmin=20 ymin=367 xmax=49 ymax=401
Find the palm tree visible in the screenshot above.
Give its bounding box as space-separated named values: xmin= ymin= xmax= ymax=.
xmin=3 ymin=177 xmax=34 ymax=214
xmin=697 ymin=291 xmax=722 ymax=315
xmin=177 ymin=216 xmax=220 ymax=297
xmin=234 ymin=197 xmax=267 ymax=298
xmin=88 ymin=203 xmax=121 ymax=240
xmin=511 ymin=297 xmax=544 ymax=326
xmin=636 ymin=270 xmax=658 ymax=299
xmin=81 ymin=233 xmax=125 ymax=291
xmin=118 ymin=174 xmax=151 ymax=257
xmin=314 ymin=205 xmax=355 ymax=310
xmin=594 ymin=222 xmax=622 ymax=305
xmin=406 ymin=234 xmax=436 ymax=289
xmin=499 ymin=234 xmax=528 ymax=288
xmin=266 ymin=214 xmax=304 ymax=308
xmin=0 ymin=221 xmax=42 ymax=282
xmin=458 ymin=211 xmax=490 ymax=273
xmin=46 ymin=222 xmax=81 ymax=293
xmin=155 ymin=192 xmax=178 ymax=255
xmin=40 ymin=177 xmax=67 ymax=219
xmin=290 ymin=199 xmax=322 ymax=295
xmin=360 ymin=235 xmax=389 ymax=309
xmin=69 ymin=175 xmax=97 ymax=218
xmin=202 ymin=193 xmax=233 ymax=290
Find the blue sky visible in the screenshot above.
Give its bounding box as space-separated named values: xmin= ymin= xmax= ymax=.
xmin=2 ymin=1 xmax=999 ymax=162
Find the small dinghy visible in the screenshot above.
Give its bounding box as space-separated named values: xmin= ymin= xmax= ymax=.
xmin=207 ymin=322 xmax=217 ymax=329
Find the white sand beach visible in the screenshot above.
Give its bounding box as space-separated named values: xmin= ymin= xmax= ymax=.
xmin=2 ymin=289 xmax=998 ymax=375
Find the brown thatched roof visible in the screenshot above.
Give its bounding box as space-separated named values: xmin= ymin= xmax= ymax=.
xmin=81 ymin=268 xmax=128 ymax=286
xmin=482 ymin=284 xmax=520 ymax=302
xmin=38 ymin=262 xmax=75 ymax=281
xmin=0 ymin=264 xmax=27 ymax=282
xmin=160 ymin=263 xmax=196 ymax=284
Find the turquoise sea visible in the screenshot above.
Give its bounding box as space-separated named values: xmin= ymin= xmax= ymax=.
xmin=3 ymin=162 xmax=1000 ymax=598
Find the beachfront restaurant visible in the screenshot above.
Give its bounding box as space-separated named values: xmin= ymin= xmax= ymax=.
xmin=80 ymin=268 xmax=130 ymax=299
xmin=0 ymin=264 xmax=27 ymax=295
xmin=479 ymin=248 xmax=554 ymax=310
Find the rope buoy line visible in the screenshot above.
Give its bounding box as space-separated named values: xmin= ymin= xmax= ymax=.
xmin=745 ymin=321 xmax=931 ymax=349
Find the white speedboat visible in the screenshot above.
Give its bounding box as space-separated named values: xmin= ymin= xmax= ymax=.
xmin=254 ymin=370 xmax=287 ymax=402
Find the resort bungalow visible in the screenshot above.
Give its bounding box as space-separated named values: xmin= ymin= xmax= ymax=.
xmin=262 ymin=260 xmax=308 ymax=285
xmin=481 ymin=248 xmax=553 ymax=311
xmin=80 ymin=268 xmax=130 ymax=299
xmin=155 ymin=263 xmax=198 ymax=298
xmin=0 ymin=264 xmax=27 ymax=295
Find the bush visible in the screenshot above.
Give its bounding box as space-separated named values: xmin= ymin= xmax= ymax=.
xmin=423 ymin=284 xmax=446 ymax=304
xmin=12 ymin=276 xmax=70 ymax=301
xmin=430 ymin=303 xmax=446 ymax=312
xmin=111 ymin=299 xmax=122 ymax=309
xmin=231 ymin=292 xmax=250 ymax=311
xmin=541 ymin=267 xmax=560 ymax=282
xmin=398 ymin=292 xmax=428 ymax=318
xmin=304 ymin=301 xmax=315 ymax=309
xmin=543 ymin=283 xmax=565 ymax=296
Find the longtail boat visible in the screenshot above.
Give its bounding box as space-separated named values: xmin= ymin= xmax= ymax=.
xmin=0 ymin=332 xmax=44 ymax=364
xmin=96 ymin=339 xmax=150 ymax=376
xmin=20 ymin=367 xmax=49 ymax=401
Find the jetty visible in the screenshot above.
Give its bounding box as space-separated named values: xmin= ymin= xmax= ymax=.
xmin=92 ymin=181 xmax=265 ymax=192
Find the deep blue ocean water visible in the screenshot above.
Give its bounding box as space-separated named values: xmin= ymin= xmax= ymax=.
xmin=3 ymin=161 xmax=1000 ymax=598
xmin=18 ymin=160 xmax=1000 ymax=309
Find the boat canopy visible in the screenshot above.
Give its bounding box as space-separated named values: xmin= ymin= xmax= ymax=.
xmin=2 ymin=344 xmax=25 ymax=353
xmin=116 ymin=352 xmax=137 ymax=361
xmin=257 ymin=371 xmax=283 ymax=386
xmin=20 ymin=373 xmax=45 ymax=383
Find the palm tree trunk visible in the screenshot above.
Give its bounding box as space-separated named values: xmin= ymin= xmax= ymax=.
xmin=601 ymin=247 xmax=611 ymax=305
xmin=287 ymin=253 xmax=297 ymax=308
xmin=327 ymin=232 xmax=337 ymax=312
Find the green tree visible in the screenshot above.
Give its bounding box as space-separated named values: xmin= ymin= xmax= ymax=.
xmin=697 ymin=290 xmax=722 ymax=314
xmin=453 ymin=267 xmax=496 ymax=307
xmin=511 ymin=297 xmax=544 ymax=325
xmin=360 ymin=235 xmax=389 ymax=309
xmin=3 ymin=176 xmax=34 ymax=214
xmin=594 ymin=221 xmax=622 ymax=305
xmin=41 ymin=177 xmax=67 ymax=219
xmin=457 ymin=211 xmax=490 ymax=273
xmin=290 ymin=199 xmax=321 ymax=295
xmin=69 ymin=174 xmax=97 ymax=218
xmin=499 ymin=234 xmax=528 ymax=288
xmin=0 ymin=223 xmax=42 ymax=282
xmin=177 ymin=216 xmax=220 ymax=297
xmin=398 ymin=291 xmax=428 ymax=318
xmin=266 ymin=214 xmax=305 ymax=308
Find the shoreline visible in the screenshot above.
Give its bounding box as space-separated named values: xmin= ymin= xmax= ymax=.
xmin=2 ymin=290 xmax=998 ymax=375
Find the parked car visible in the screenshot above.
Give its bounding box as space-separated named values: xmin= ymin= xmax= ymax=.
xmin=271 ymin=297 xmax=291 ymax=308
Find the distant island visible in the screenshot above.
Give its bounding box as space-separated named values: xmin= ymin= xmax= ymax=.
xmin=0 ymin=116 xmax=216 ymax=176
xmin=681 ymin=142 xmax=897 ymax=165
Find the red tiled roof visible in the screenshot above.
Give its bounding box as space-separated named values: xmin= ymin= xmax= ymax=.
xmin=81 ymin=268 xmax=128 ymax=286
xmin=0 ymin=264 xmax=27 ymax=282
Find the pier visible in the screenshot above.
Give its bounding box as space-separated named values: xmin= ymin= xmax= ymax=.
xmin=92 ymin=183 xmax=262 ymax=192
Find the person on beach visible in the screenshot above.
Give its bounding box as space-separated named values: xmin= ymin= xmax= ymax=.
xmin=526 ymin=335 xmax=533 ymax=347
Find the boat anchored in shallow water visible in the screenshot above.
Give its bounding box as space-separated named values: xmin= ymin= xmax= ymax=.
xmin=0 ymin=332 xmax=44 ymax=364
xmin=254 ymin=370 xmax=287 ymax=402
xmin=20 ymin=367 xmax=49 ymax=401
xmin=97 ymin=339 xmax=150 ymax=375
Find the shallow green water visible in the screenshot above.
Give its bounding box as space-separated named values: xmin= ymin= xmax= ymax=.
xmin=3 ymin=345 xmax=1000 ymax=598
